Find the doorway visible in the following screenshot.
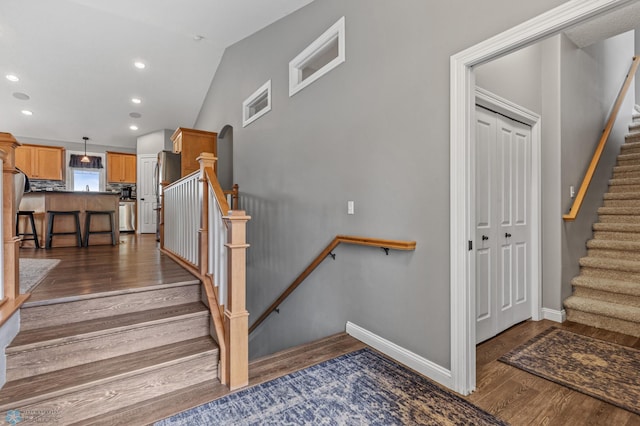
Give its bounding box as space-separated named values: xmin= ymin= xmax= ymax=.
xmin=449 ymin=0 xmax=630 ymax=396
xmin=137 ymin=154 xmax=157 ymax=234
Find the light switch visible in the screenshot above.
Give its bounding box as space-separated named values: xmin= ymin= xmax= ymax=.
xmin=347 ymin=201 xmax=355 ymax=215
xmin=570 ymin=185 xmax=575 ymax=198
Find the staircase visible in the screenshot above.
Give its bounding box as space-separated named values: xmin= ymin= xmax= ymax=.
xmin=0 ymin=281 xmax=220 ymax=424
xmin=564 ymin=111 xmax=640 ymax=337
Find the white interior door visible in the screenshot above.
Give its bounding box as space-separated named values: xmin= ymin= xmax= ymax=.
xmin=137 ymin=154 xmax=157 ymax=234
xmin=475 ymin=105 xmax=532 ymax=343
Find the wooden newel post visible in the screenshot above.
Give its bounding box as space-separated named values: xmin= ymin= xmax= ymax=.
xmin=0 ymin=133 xmax=20 ymax=300
xmin=197 ymin=153 xmax=217 ymax=276
xmin=223 ymin=210 xmax=250 ymax=390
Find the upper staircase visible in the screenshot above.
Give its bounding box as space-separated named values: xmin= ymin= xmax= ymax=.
xmin=564 ymin=111 xmax=640 ymax=337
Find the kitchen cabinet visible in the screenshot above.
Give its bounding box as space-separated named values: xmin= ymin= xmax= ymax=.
xmin=15 ymin=144 xmax=65 ymax=180
xmin=171 ymin=127 xmax=217 ymax=177
xmin=107 ymin=152 xmax=137 ymax=183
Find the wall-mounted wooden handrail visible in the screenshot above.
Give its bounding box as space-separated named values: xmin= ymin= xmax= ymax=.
xmin=563 ymin=56 xmax=640 ymax=221
xmin=223 ymin=184 xmax=239 ymax=210
xmin=249 ymin=235 xmax=416 ymax=334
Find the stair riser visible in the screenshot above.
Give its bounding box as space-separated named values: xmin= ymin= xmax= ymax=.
xmin=566 ymin=309 xmax=640 ymax=337
xmin=597 ymin=215 xmax=640 ymax=224
xmin=592 ymin=231 xmax=640 ymax=241
xmin=6 ymin=313 xmax=210 ymax=381
xmin=606 ymin=184 xmax=640 ymax=192
xmin=581 ymin=267 xmax=640 ymax=283
xmin=573 ymin=287 xmax=640 ymax=307
xmin=21 ymin=285 xmax=202 ymax=331
xmin=619 ymin=147 xmax=640 ymax=155
xmin=10 ymin=352 xmax=218 ymax=424
xmin=602 ymin=199 xmax=640 ymax=207
xmin=626 ymin=134 xmax=640 ymax=143
xmin=611 ymin=171 xmax=640 ymax=179
xmin=587 ymin=249 xmax=640 ymax=262
xmin=616 ymin=159 xmax=640 ymax=167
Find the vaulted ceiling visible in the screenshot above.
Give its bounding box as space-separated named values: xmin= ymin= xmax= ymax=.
xmin=0 ymin=0 xmax=313 ymax=148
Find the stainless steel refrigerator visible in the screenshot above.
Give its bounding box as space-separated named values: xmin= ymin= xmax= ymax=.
xmin=155 ymin=150 xmax=181 ymax=241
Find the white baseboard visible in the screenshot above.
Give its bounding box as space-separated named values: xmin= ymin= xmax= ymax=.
xmin=345 ymin=321 xmax=452 ymax=390
xmin=541 ymin=308 xmax=566 ymax=323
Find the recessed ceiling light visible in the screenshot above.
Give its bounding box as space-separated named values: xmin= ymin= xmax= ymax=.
xmin=21 ymin=110 xmax=33 ymax=116
xmin=133 ymin=61 xmax=146 ymax=69
xmin=131 ymin=97 xmax=142 ymax=104
xmin=129 ymin=112 xmax=142 ymax=118
xmin=129 ymin=125 xmax=139 ymax=131
xmin=6 ymin=74 xmax=19 ymax=82
xmin=13 ymin=92 xmax=30 ymax=100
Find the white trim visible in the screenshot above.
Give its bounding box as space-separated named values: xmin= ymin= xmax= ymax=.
xmin=450 ymin=0 xmax=635 ymax=396
xmin=289 ymin=16 xmax=346 ymax=97
xmin=475 ymin=88 xmax=543 ymax=324
xmin=542 ymin=308 xmax=566 ymax=323
xmin=242 ymin=80 xmax=272 ymax=127
xmin=345 ymin=321 xmax=452 ymax=389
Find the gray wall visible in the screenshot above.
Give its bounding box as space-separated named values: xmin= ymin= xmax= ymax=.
xmin=136 ymin=129 xmax=174 ymax=156
xmin=636 ymin=28 xmax=640 ymax=105
xmin=476 ymin=43 xmax=543 ymax=114
xmin=195 ymin=0 xmax=568 ymax=366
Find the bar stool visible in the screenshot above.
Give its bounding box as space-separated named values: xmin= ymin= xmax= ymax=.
xmin=84 ymin=210 xmax=117 ymax=246
xmin=46 ymin=210 xmax=83 ymax=248
xmin=16 ymin=211 xmax=40 ymax=248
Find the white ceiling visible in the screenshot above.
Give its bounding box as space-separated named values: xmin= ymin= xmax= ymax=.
xmin=0 ymin=0 xmax=313 ymax=148
xmin=564 ymin=0 xmax=640 ymax=48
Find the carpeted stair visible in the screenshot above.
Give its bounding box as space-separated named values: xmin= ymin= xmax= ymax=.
xmin=564 ymin=110 xmax=640 ymax=337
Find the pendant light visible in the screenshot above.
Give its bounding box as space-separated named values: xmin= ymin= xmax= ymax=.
xmin=81 ymin=136 xmax=90 ymax=163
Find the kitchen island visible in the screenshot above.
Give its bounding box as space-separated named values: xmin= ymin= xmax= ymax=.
xmin=19 ymin=191 xmax=120 ymax=248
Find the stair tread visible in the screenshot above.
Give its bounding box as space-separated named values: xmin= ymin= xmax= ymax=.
xmin=564 ymin=295 xmax=640 ymax=322
xmin=586 ymin=239 xmax=640 ymax=251
xmin=593 ymin=223 xmax=640 ymax=232
xmin=74 ymin=380 xmax=227 ymax=426
xmin=0 ymin=336 xmax=218 ymax=409
xmin=597 ymin=206 xmax=640 ymax=215
xmin=23 ymin=280 xmax=200 ymax=309
xmin=603 ymin=192 xmax=640 ymax=200
xmin=571 ymin=275 xmax=640 ymax=296
xmin=9 ymin=302 xmax=208 ymax=350
xmin=579 ymin=256 xmax=640 ymax=272
xmin=608 ymin=177 xmax=640 ymax=185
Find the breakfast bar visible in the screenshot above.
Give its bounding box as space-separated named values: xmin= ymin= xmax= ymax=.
xmin=18 ymin=191 xmax=120 ymax=248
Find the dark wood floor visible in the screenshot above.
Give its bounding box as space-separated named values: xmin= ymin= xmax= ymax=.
xmin=21 ymin=234 xmax=197 ymax=303
xmin=18 ymin=236 xmax=640 ymax=425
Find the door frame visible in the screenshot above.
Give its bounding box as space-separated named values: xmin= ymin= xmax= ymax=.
xmin=449 ymin=0 xmax=635 ymax=395
xmin=137 ymin=154 xmax=157 ymax=234
xmin=474 ymin=88 xmax=541 ymax=344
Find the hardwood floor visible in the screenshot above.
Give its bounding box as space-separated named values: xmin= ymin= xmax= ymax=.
xmin=21 ymin=234 xmax=197 ymax=303
xmin=16 ymin=238 xmax=640 ymax=424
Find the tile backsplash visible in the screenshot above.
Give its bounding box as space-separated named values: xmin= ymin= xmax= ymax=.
xmin=27 ymin=179 xmax=136 ymax=197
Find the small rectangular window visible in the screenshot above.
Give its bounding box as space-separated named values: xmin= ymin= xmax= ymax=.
xmin=242 ymin=80 xmax=272 ymax=127
xmin=289 ymin=17 xmax=345 ymax=97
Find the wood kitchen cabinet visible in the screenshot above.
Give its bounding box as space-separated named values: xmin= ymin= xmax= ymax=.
xmin=106 ymin=152 xmax=137 ymax=183
xmin=15 ymin=144 xmax=65 ymax=180
xmin=171 ymin=127 xmax=217 ymax=177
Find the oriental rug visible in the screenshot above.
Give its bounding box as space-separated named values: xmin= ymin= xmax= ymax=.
xmin=156 ymin=348 xmax=506 ymax=425
xmin=499 ymin=327 xmax=640 ymax=415
xmin=19 ymin=258 xmax=60 ymax=293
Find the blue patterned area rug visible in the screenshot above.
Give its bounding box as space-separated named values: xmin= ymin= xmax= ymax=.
xmin=156 ymin=348 xmax=506 ymax=425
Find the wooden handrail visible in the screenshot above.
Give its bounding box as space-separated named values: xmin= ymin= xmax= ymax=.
xmin=223 ymin=184 xmax=239 ymax=210
xmin=563 ymin=56 xmax=640 ymax=221
xmin=204 ymin=167 xmax=231 ymax=216
xmin=249 ymin=235 xmax=416 ymax=334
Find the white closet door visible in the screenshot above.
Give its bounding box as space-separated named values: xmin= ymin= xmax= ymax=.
xmin=475 ymin=106 xmax=532 ymax=343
